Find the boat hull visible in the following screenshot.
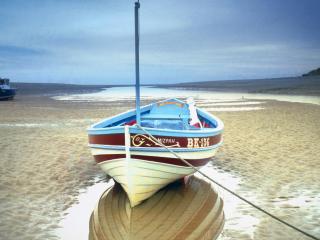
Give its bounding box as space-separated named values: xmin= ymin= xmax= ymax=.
xmin=0 ymin=89 xmax=16 ymax=100
xmin=88 ymin=99 xmax=224 ymax=206
xmin=89 ymin=131 xmax=221 ymax=206
xmin=98 ymin=158 xmax=195 ymax=206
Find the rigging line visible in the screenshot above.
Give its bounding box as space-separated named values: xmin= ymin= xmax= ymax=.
xmin=135 ymin=124 xmax=320 ymax=240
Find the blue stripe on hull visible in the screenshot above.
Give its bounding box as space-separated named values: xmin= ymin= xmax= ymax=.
xmin=88 ymin=125 xmax=222 ymax=137
xmin=88 ymin=142 xmax=222 ymax=152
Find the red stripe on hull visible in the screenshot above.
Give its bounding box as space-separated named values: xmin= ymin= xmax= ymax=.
xmin=89 ymin=134 xmax=124 ymax=146
xmin=89 ymin=133 xmax=222 ymax=148
xmin=94 ymin=154 xmax=212 ymax=167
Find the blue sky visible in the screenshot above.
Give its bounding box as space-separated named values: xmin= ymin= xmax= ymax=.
xmin=0 ymin=0 xmax=320 ymax=84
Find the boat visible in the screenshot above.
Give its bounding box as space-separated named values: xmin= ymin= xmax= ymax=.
xmin=0 ymin=78 xmax=16 ymax=100
xmin=87 ymin=1 xmax=224 ymax=207
xmin=88 ymin=98 xmax=224 ymax=207
xmin=89 ymin=176 xmax=225 ymax=240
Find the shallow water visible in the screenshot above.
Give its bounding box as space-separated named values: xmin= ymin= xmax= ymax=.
xmin=56 ymin=178 xmax=112 ymax=240
xmin=0 ymin=119 xmax=98 ymax=128
xmin=53 ymin=86 xmax=320 ymax=105
xmin=56 ymin=165 xmax=252 ymax=240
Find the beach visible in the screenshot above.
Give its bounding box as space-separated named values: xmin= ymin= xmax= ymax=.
xmin=0 ymin=80 xmax=320 ymax=240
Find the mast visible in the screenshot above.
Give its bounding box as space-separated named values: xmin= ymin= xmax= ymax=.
xmin=134 ymin=0 xmax=141 ymax=125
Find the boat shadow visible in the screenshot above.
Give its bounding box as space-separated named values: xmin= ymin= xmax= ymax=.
xmin=89 ymin=176 xmax=225 ymax=240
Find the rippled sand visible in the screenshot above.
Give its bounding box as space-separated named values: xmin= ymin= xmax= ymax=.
xmin=215 ymin=101 xmax=320 ymax=239
xmin=0 ymin=92 xmax=319 ymax=240
xmin=0 ymin=97 xmax=131 ymax=240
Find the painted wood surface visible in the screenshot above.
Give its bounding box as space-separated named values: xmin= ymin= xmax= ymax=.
xmin=89 ymin=133 xmax=222 ymax=148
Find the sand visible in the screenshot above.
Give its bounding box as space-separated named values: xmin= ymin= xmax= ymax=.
xmin=215 ymin=100 xmax=320 ymax=239
xmin=0 ymin=85 xmax=319 ymax=240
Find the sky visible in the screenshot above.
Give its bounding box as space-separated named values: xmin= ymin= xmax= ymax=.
xmin=0 ymin=0 xmax=320 ymax=85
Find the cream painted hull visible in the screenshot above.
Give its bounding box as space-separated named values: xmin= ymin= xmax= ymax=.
xmin=91 ymin=147 xmax=218 ymax=160
xmin=92 ymin=146 xmax=218 ymax=207
xmin=98 ymin=158 xmax=198 ymax=207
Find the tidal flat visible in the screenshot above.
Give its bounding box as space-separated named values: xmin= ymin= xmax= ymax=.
xmin=0 ymin=84 xmax=319 ymax=240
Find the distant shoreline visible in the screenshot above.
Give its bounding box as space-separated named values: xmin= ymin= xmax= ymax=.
xmin=12 ymin=76 xmax=320 ymax=97
xmin=155 ymin=76 xmax=320 ymax=96
xmin=11 ymin=82 xmax=113 ymax=96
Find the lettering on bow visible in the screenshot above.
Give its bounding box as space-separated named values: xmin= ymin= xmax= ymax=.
xmin=187 ymin=137 xmax=210 ymax=148
xmin=131 ymin=134 xmax=180 ymax=148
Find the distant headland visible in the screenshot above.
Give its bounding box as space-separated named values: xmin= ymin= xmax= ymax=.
xmin=302 ymin=67 xmax=320 ymax=77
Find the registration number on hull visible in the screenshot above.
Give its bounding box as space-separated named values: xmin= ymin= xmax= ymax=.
xmin=187 ymin=137 xmax=210 ymax=148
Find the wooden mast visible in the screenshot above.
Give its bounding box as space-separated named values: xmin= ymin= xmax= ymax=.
xmin=134 ymin=0 xmax=141 ymax=125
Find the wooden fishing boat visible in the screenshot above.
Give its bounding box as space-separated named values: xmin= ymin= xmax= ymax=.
xmin=88 ymin=98 xmax=223 ymax=206
xmin=89 ymin=176 xmax=225 ymax=240
xmin=0 ymin=78 xmax=16 ymax=100
xmin=87 ymin=1 xmax=224 ymax=207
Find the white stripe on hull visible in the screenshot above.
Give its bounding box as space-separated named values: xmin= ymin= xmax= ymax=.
xmin=99 ymin=158 xmax=195 ymax=207
xmin=91 ymin=147 xmax=218 ymax=160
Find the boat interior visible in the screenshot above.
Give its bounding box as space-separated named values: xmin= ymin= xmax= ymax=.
xmin=106 ymin=99 xmax=215 ymax=130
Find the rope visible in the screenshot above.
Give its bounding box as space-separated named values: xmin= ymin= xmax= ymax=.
xmin=135 ymin=124 xmax=320 ymax=240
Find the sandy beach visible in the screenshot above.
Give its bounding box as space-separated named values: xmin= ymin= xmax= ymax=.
xmin=0 ymin=80 xmax=319 ymax=240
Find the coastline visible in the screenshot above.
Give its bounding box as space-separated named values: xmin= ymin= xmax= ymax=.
xmin=154 ymin=76 xmax=320 ymax=96
xmin=10 ymin=82 xmax=114 ymax=97
xmin=11 ymin=75 xmax=320 ymax=98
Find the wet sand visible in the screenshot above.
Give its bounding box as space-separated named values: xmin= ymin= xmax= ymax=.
xmin=0 ymin=84 xmax=319 ymax=240
xmin=215 ymin=100 xmax=320 ymax=239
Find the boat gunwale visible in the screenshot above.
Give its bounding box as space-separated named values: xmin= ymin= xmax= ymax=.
xmin=87 ymin=99 xmax=224 ymax=137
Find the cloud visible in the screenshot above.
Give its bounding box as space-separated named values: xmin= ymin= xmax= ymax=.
xmin=0 ymin=0 xmax=319 ymax=84
xmin=0 ymin=45 xmax=47 ymax=57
